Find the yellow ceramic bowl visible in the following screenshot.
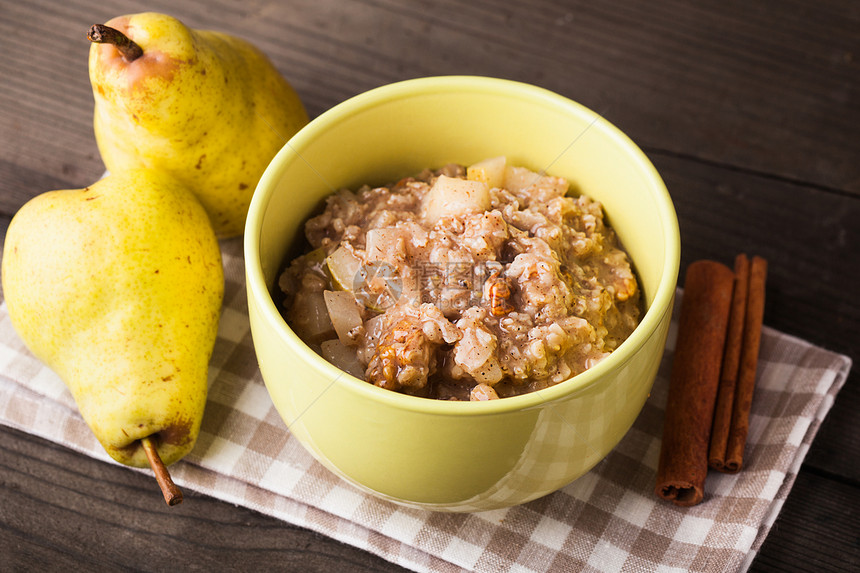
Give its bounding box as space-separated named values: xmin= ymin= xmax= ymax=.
xmin=245 ymin=76 xmax=680 ymax=511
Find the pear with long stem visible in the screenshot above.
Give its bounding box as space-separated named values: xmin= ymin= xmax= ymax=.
xmin=2 ymin=169 xmax=224 ymax=505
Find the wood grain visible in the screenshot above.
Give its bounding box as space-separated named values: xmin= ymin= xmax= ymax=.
xmin=0 ymin=426 xmax=405 ymax=572
xmin=0 ymin=0 xmax=857 ymax=571
xmin=752 ymin=470 xmax=860 ymax=572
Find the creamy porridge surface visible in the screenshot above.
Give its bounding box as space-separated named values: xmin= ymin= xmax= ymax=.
xmin=279 ymin=157 xmax=641 ymax=401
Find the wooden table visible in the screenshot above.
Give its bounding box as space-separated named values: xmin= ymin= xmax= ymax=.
xmin=1 ymin=1 xmax=857 ymax=570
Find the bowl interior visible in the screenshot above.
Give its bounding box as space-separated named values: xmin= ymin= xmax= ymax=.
xmin=248 ymin=76 xmax=679 ymax=408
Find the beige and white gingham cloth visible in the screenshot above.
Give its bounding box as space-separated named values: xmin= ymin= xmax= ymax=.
xmin=0 ymin=239 xmax=851 ymax=572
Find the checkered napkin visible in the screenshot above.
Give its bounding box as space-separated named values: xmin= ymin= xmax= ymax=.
xmin=0 ymin=238 xmax=851 ymax=573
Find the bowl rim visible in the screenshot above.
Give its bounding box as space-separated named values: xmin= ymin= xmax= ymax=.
xmin=245 ymin=75 xmax=680 ymax=417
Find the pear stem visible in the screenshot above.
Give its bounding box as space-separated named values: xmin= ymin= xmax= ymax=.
xmin=141 ymin=436 xmax=183 ymax=506
xmin=87 ymin=24 xmax=143 ymax=62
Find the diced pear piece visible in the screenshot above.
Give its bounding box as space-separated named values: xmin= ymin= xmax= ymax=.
xmin=304 ymin=246 xmax=327 ymax=265
xmin=325 ymin=246 xmax=363 ymax=291
xmin=422 ymin=175 xmax=491 ymax=225
xmin=504 ymin=166 xmax=570 ymax=196
xmin=467 ymin=156 xmax=506 ymax=189
xmin=288 ymin=289 xmax=334 ymax=343
xmin=365 ymin=227 xmax=406 ymax=262
xmin=323 ymin=290 xmax=364 ymax=345
xmin=503 ymin=166 xmax=542 ymax=193
xmin=320 ymin=339 xmax=366 ymax=379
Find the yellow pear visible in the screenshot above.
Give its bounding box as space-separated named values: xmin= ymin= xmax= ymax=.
xmin=88 ymin=12 xmax=309 ymax=238
xmin=2 ymin=169 xmax=224 ymax=489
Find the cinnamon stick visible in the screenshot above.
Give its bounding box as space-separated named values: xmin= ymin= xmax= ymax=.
xmin=655 ymin=260 xmax=734 ymax=506
xmin=708 ymin=254 xmax=750 ymax=471
xmin=723 ymin=256 xmax=768 ymax=472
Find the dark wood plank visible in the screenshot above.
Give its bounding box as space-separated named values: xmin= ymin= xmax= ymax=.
xmin=2 ymin=0 xmax=860 ymax=220
xmin=0 ymin=375 xmax=854 ymax=573
xmin=803 ymin=372 xmax=860 ymax=477
xmin=0 ymin=425 xmax=407 ymax=572
xmin=652 ymin=151 xmax=860 ymax=361
xmin=751 ymin=470 xmax=860 ymax=572
xmin=238 ymin=0 xmax=860 ymax=193
xmin=0 ymin=0 xmax=104 ymax=213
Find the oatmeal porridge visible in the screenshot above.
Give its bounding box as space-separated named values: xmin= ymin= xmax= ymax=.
xmin=279 ymin=157 xmax=641 ymax=401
